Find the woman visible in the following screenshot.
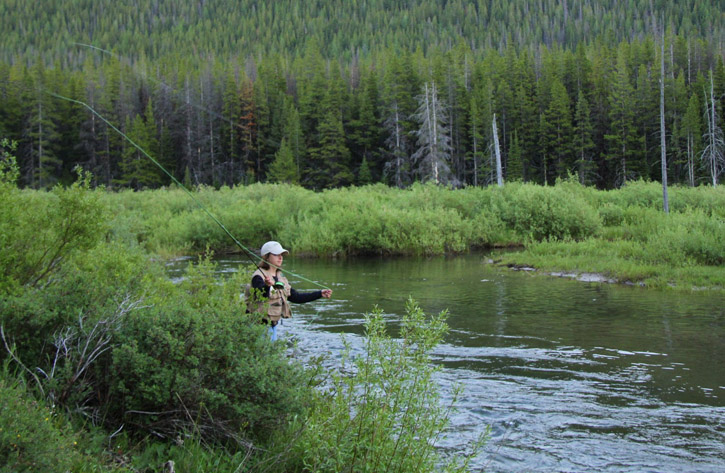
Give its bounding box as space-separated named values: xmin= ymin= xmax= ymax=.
xmin=250 ymin=241 xmax=332 ymax=341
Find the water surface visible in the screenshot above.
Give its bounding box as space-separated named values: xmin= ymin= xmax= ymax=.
xmin=172 ymin=254 xmax=725 ymax=472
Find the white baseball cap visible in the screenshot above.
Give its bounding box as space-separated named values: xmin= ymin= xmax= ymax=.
xmin=260 ymin=241 xmax=289 ymax=256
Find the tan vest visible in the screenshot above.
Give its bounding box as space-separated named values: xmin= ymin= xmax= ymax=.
xmin=250 ymin=268 xmax=292 ymax=322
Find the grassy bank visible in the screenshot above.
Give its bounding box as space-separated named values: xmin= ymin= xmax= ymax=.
xmin=106 ymin=179 xmax=724 ymax=290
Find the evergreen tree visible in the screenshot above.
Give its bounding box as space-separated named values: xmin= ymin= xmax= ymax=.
xmin=381 ymin=51 xmax=418 ymax=187
xmin=357 ymin=156 xmax=373 ymax=186
xmin=297 ymin=41 xmax=328 ymax=149
xmin=116 ymin=99 xmax=161 ymax=189
xmin=605 ymin=47 xmax=642 ymax=186
xmin=24 ymin=63 xmax=62 ymax=189
xmin=239 ymin=79 xmax=257 ymax=182
xmin=467 ymin=94 xmax=485 ymax=185
xmin=574 ymin=90 xmax=596 ymax=185
xmin=540 ymin=78 xmax=574 ymax=183
xmin=589 ymin=42 xmax=615 ymax=187
xmin=348 ymin=67 xmax=383 ymax=182
xmin=282 ymin=98 xmax=305 ymax=180
xmin=306 ymin=110 xmax=353 ymax=189
xmin=267 ymin=138 xmax=298 ymax=184
xmin=248 ymin=76 xmax=269 ymax=182
xmin=634 ymin=63 xmax=659 ymax=179
xmin=506 ymin=130 xmax=524 ymax=181
xmin=511 ymin=51 xmax=539 ymax=182
xmin=220 ymin=69 xmax=241 ymax=186
xmin=667 ymin=71 xmax=689 ymax=184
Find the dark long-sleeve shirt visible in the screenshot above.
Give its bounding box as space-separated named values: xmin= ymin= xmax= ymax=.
xmin=251 ymin=274 xmax=322 ymax=303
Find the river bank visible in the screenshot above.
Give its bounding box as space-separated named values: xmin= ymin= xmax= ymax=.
xmin=108 ymin=180 xmax=723 ymax=292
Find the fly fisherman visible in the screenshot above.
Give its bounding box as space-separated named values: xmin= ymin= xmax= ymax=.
xmin=250 ymin=241 xmax=332 ymax=341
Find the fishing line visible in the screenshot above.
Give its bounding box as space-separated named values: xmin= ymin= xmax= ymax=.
xmin=47 ymin=90 xmax=329 ymax=291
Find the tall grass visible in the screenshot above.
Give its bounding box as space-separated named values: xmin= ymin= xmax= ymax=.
xmin=101 ymin=180 xmax=724 ymax=289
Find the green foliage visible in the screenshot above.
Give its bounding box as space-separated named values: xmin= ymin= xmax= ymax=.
xmin=270 ymin=299 xmax=481 ymax=473
xmin=105 ymin=256 xmax=310 ymax=443
xmin=268 ymin=138 xmax=299 ymax=184
xmin=1 ymin=246 xmax=310 ymax=446
xmin=3 ymin=0 xmax=724 ymax=64
xmin=0 ymin=167 xmax=108 ymax=293
xmin=2 ymin=6 xmax=725 ymax=191
xmin=0 ymin=374 xmax=83 ymax=472
xmin=500 ymin=180 xmax=725 ymax=289
xmin=0 ymin=138 xmax=19 ymax=185
xmin=128 ymin=437 xmax=251 ymax=473
xmin=492 ymin=182 xmax=603 ymax=242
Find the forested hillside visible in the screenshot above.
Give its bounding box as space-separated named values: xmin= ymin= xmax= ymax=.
xmin=3 ymin=0 xmax=724 ymax=63
xmin=1 ymin=0 xmax=724 ymax=189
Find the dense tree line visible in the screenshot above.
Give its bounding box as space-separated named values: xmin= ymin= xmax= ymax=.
xmin=2 ymin=0 xmax=724 ymax=65
xmin=2 ymin=35 xmax=724 ymax=190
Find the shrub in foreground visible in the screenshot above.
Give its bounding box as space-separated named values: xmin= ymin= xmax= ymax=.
xmin=268 ymin=299 xmax=483 ymax=473
xmin=0 ymin=374 xmax=83 ymax=472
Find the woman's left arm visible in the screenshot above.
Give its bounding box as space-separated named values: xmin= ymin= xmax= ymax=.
xmin=288 ymin=288 xmax=325 ymax=303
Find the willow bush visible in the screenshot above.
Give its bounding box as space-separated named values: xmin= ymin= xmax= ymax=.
xmin=266 ymin=300 xmax=482 ymax=473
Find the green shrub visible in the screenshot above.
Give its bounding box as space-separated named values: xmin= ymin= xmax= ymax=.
xmin=1 ymin=247 xmax=311 ymax=449
xmin=269 ymin=299 xmax=483 ymax=473
xmin=0 ymin=375 xmax=83 ymax=472
xmin=492 ymin=182 xmax=602 ymax=242
xmin=0 ymin=168 xmax=108 ymax=292
xmin=101 ymin=257 xmax=310 ymax=445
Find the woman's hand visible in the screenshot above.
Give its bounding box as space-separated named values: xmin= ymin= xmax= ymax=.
xmin=321 ymin=289 xmax=332 ymax=298
xmin=263 ymin=275 xmax=275 ymax=286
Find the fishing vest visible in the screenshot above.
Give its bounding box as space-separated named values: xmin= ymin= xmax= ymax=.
xmin=249 ymin=268 xmax=292 ymax=323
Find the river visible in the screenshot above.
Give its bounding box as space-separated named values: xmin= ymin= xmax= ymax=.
xmin=170 ymin=253 xmax=725 ymax=472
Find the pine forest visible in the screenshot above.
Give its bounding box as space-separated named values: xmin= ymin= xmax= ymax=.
xmin=1 ymin=0 xmax=725 ymax=190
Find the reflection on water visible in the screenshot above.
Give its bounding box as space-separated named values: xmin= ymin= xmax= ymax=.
xmin=168 ymin=254 xmax=725 ymax=472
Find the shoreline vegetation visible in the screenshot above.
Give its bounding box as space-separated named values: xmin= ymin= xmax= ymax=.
xmin=1 ymin=163 xmax=722 ymax=471
xmin=109 ymin=180 xmax=723 ymax=291
xmin=1 ymin=166 xmax=481 ymax=472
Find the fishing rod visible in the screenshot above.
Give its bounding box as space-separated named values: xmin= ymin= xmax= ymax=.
xmin=47 ymin=90 xmax=329 ymax=291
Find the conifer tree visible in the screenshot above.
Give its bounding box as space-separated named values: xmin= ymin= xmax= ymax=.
xmin=25 ymin=63 xmax=61 ymax=189
xmin=540 ymin=78 xmax=574 ymax=183
xmin=467 ymin=94 xmax=485 ymax=185
xmin=381 ymin=51 xmax=418 ymax=187
xmin=306 ymin=110 xmax=353 ymax=189
xmin=506 ymin=130 xmax=524 ymax=181
xmin=282 ymin=98 xmax=305 ymax=180
xmin=348 ymin=67 xmax=383 ymax=182
xmin=634 ymin=63 xmax=659 ymax=178
xmin=267 ymin=138 xmax=298 ymax=184
xmin=357 ymin=156 xmax=373 ymax=185
xmin=251 ymin=76 xmax=268 ymax=181
xmin=239 ymin=79 xmax=257 ymax=182
xmin=117 ymin=99 xmax=161 ymax=189
xmin=511 ymin=51 xmax=539 ymax=182
xmin=574 ymin=90 xmax=596 ymax=184
xmin=297 ymin=41 xmax=328 ymax=148
xmin=605 ymin=47 xmax=642 ymax=186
